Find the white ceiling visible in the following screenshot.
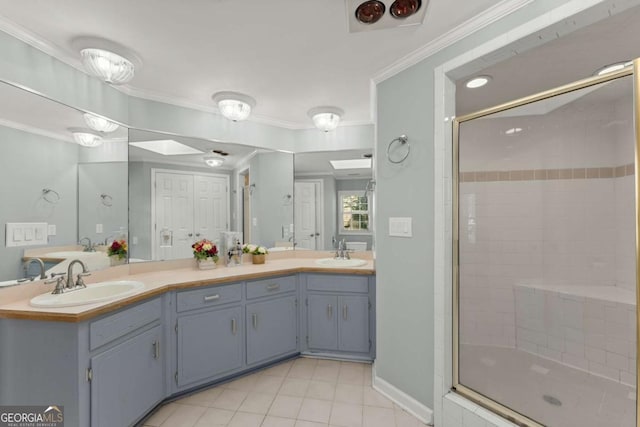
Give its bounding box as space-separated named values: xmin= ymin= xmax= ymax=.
xmin=0 ymin=0 xmax=502 ymax=128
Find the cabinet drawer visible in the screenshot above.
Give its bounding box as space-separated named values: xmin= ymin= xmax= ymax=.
xmin=246 ymin=275 xmax=296 ymax=300
xmin=90 ymin=298 xmax=161 ymax=350
xmin=177 ymin=283 xmax=242 ymax=313
xmin=306 ymin=274 xmax=369 ymax=293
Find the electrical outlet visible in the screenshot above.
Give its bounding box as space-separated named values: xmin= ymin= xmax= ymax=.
xmin=96 ymin=224 xmax=103 ymax=233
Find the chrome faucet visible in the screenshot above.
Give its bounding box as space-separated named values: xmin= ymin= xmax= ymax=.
xmin=65 ymin=259 xmax=91 ymax=290
xmin=79 ymin=237 xmax=95 ymax=252
xmin=23 ymin=258 xmax=46 ymax=281
xmin=334 ymin=239 xmax=352 ymax=260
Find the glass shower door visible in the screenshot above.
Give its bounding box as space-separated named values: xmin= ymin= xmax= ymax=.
xmin=454 ymin=69 xmax=637 ymax=427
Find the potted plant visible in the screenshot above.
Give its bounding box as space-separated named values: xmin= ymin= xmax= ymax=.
xmin=192 ymin=239 xmax=219 ymax=270
xmin=107 ymin=239 xmax=128 ymax=266
xmin=243 ymin=244 xmax=268 ymax=264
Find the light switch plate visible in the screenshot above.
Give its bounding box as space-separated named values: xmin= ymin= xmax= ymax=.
xmin=96 ymin=224 xmax=103 ymax=234
xmin=6 ymin=223 xmax=48 ymax=247
xmin=389 ymin=217 xmax=412 ymax=238
xmin=48 ymin=224 xmax=57 ymax=236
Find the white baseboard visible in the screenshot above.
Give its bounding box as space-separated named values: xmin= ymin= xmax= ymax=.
xmin=372 ymin=362 xmax=434 ymax=425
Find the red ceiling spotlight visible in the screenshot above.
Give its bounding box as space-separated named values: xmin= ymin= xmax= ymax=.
xmin=355 ymin=0 xmax=386 ymax=24
xmin=390 ymin=0 xmax=421 ymax=19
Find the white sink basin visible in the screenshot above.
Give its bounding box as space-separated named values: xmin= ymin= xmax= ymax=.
xmin=315 ymin=258 xmax=368 ymax=268
xmin=30 ymin=280 xmax=145 ymax=308
xmin=45 ymin=251 xmax=103 ymax=258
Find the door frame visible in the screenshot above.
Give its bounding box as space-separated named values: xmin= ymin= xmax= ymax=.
xmin=150 ymin=168 xmax=230 ymax=261
xmin=295 ymin=179 xmax=325 ymax=250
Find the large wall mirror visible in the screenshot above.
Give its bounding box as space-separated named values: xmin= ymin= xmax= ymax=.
xmin=0 ymin=81 xmax=128 ymax=286
xmin=294 ymin=149 xmax=373 ymax=251
xmin=128 ymin=129 xmax=294 ymax=262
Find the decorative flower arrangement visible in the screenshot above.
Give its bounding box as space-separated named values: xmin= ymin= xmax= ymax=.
xmin=242 ymin=244 xmax=268 ymax=255
xmin=192 ymin=239 xmax=219 ymax=262
xmin=107 ymin=239 xmax=127 ymax=260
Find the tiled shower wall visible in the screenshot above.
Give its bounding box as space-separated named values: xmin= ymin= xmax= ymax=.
xmin=459 ymin=174 xmax=632 ymax=348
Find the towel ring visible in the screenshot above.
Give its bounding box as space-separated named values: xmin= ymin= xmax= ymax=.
xmin=100 ymin=194 xmax=113 ymax=207
xmin=42 ymin=188 xmax=60 ymax=204
xmin=386 ymin=135 xmax=410 ymax=164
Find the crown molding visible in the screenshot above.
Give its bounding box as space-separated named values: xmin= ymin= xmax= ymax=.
xmin=0 ymin=117 xmax=73 ymax=143
xmin=372 ymin=0 xmax=535 ymax=83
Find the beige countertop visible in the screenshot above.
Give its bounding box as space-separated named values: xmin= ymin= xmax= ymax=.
xmin=0 ymin=253 xmax=374 ymax=323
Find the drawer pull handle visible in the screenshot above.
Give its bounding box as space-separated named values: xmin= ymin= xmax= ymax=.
xmin=152 ymin=340 xmax=160 ymax=359
xmin=231 ymin=318 xmax=237 ymax=335
xmin=327 ymin=304 xmax=333 ymax=319
xmin=343 ymin=305 xmax=348 ymax=321
xmin=252 ymin=313 xmax=258 ymax=329
xmin=266 ymin=284 xmax=280 ymax=291
xmin=204 ymin=294 xmax=221 ymax=302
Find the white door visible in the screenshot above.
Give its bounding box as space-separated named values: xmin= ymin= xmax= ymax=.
xmin=194 ymin=175 xmax=228 ymax=244
xmin=295 ymin=181 xmax=317 ymax=250
xmin=155 ymin=172 xmax=195 ymax=260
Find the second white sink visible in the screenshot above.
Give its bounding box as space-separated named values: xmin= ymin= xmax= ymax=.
xmin=30 ymin=280 xmax=145 ymax=308
xmin=315 ymin=258 xmax=368 ymax=268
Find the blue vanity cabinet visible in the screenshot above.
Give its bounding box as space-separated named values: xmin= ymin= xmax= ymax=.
xmin=245 ymin=275 xmax=298 ymax=366
xmin=303 ymin=273 xmax=375 ymax=360
xmin=88 ymin=297 xmax=165 ymax=427
xmin=174 ymin=283 xmax=243 ymax=389
xmin=90 ymin=325 xmax=164 ymax=427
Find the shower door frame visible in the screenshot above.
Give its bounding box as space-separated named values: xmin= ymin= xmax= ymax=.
xmin=452 ymin=61 xmax=639 ymax=427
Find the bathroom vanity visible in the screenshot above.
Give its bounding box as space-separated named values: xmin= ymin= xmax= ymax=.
xmin=0 ymin=261 xmax=375 ymax=427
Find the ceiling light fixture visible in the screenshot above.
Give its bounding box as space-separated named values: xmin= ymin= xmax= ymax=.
xmin=212 ymin=92 xmax=256 ymax=121
xmin=83 ymin=113 xmax=119 ymax=133
xmin=465 ymin=75 xmax=492 ymax=89
xmin=308 ymin=106 xmax=344 ymax=132
xmin=390 ymin=0 xmax=422 ymax=18
xmin=72 ymin=37 xmax=141 ymax=85
xmin=204 ymin=154 xmax=226 ymax=168
xmin=355 ymin=0 xmax=386 ymax=24
xmin=595 ymin=61 xmax=632 ymax=76
xmin=68 ymin=128 xmax=103 ymax=148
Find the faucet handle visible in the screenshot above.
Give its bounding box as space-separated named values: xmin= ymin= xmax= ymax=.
xmin=76 ymin=272 xmax=91 ymax=288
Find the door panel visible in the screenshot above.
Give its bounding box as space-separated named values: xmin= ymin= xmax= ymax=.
xmin=194 ymin=175 xmax=228 ymax=244
xmin=308 ymin=294 xmax=338 ymax=351
xmin=338 ymin=295 xmax=369 ymax=353
xmin=246 ymin=296 xmax=297 ymax=365
xmin=155 ymin=172 xmax=194 ymax=260
xmin=295 ymin=182 xmax=317 ymax=249
xmin=177 ymin=306 xmax=242 ymax=387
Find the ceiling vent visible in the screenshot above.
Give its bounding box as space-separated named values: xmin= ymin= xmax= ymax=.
xmin=347 ymin=0 xmax=428 ymax=33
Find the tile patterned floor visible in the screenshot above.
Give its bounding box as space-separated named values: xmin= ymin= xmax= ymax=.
xmin=142 ymin=357 xmax=428 ymax=427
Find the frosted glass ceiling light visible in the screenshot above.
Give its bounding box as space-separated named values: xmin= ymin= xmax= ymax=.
xmin=204 ymin=154 xmax=225 ymax=168
xmin=69 ymin=128 xmax=103 ymax=148
xmin=83 ymin=113 xmax=119 ymax=133
xmin=308 ymin=107 xmax=344 ymax=132
xmin=465 ymin=75 xmax=492 ymax=89
xmin=212 ymin=92 xmax=256 ymax=121
xmin=80 ymin=48 xmax=135 ymax=85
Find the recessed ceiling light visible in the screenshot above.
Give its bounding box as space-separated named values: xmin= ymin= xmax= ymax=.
xmin=330 ymin=159 xmax=372 ymax=169
xmin=355 ymin=0 xmax=385 ymax=24
xmin=505 ymin=127 xmax=522 ymax=135
xmin=465 ymin=75 xmax=492 ymax=89
xmin=129 ymin=140 xmax=204 ymax=156
xmin=595 ymin=61 xmax=632 ymax=76
xmin=212 ymin=91 xmax=256 ymax=121
xmin=390 ymin=0 xmax=422 ymax=19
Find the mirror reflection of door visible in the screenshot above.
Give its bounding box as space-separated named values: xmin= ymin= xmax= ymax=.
xmin=241 ymin=171 xmax=251 ymax=243
xmin=153 ymin=170 xmax=228 ymax=260
xmin=294 ymin=181 xmax=318 ymax=249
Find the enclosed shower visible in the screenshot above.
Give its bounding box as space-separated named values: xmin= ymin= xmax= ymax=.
xmin=453 ymin=63 xmax=638 ymax=426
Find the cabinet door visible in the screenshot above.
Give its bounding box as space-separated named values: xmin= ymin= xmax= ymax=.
xmin=177 ymin=306 xmax=242 ymax=387
xmin=307 ymin=294 xmax=338 ymax=351
xmin=338 ymin=295 xmax=370 ymax=353
xmin=246 ymin=296 xmax=297 ymax=365
xmin=91 ymin=326 xmax=164 ymax=427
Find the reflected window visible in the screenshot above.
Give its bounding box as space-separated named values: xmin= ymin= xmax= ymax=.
xmin=339 ymin=191 xmax=370 ymax=233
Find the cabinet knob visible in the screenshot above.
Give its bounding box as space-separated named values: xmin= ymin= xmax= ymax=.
xmin=152 ymin=340 xmax=160 ymax=359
